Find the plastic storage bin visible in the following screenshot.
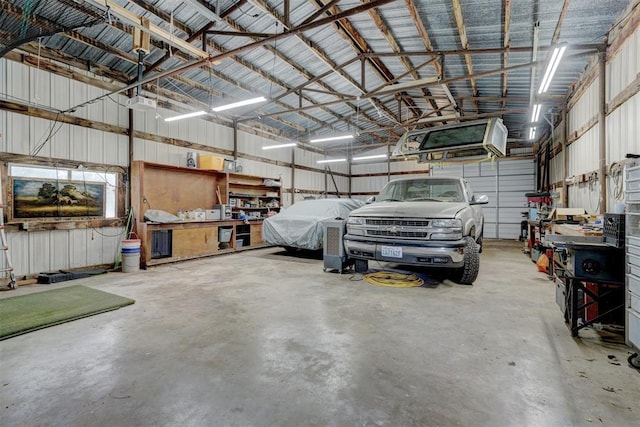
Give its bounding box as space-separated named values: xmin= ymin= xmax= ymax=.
xmin=218 ymin=227 xmax=233 ymax=242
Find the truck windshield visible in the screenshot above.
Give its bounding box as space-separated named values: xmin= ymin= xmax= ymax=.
xmin=377 ymin=179 xmax=464 ymax=202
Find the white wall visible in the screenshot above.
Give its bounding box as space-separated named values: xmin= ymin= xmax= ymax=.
xmin=1 ymin=59 xmax=128 ymax=277
xmin=431 ymin=159 xmax=535 ymax=239
xmin=0 ymin=57 xmax=350 ymax=276
xmin=548 ymin=18 xmax=640 ymax=213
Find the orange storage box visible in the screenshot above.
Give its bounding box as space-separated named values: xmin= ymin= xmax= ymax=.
xmin=199 ymin=154 xmax=225 ymax=170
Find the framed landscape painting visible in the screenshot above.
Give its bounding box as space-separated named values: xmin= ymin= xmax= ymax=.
xmin=12 ymin=178 xmax=106 ymax=219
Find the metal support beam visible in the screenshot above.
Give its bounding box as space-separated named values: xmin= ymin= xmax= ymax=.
xmin=598 ymin=46 xmax=607 ymax=213
xmin=562 ymin=107 xmax=569 ymax=207
xmin=87 ymin=0 xmax=208 ymax=58
xmin=65 ymin=0 xmax=395 ymax=112
xmin=291 ymin=150 xmax=296 ymax=205
xmin=233 ymin=119 xmax=239 ymax=161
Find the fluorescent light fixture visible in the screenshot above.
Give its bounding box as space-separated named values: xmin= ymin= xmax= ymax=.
xmin=212 ymin=96 xmax=267 ymax=112
xmin=531 ymin=104 xmax=542 ymax=122
xmin=164 ymin=110 xmax=207 ymax=122
xmin=310 ymin=134 xmax=353 ymax=143
xmin=538 ymin=44 xmax=567 ymax=94
xmin=529 ymin=127 xmax=537 ymax=140
xmin=317 ymin=158 xmax=347 ymax=164
xmin=352 ymin=154 xmax=388 ymax=161
xmin=262 ymin=143 xmax=297 ymax=150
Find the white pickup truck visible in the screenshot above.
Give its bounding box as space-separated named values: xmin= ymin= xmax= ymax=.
xmin=344 ymin=177 xmax=488 ymax=284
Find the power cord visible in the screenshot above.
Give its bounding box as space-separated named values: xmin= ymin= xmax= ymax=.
xmin=363 ymin=271 xmax=424 ymax=288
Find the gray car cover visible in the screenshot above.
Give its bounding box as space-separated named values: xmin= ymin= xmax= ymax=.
xmin=262 ymin=198 xmax=365 ymax=250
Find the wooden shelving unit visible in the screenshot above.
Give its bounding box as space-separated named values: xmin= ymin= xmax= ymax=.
xmin=228 ymin=173 xmax=282 ymax=219
xmin=131 ymin=162 xmax=279 ymax=267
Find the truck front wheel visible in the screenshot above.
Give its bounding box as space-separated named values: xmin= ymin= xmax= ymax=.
xmin=452 ymin=236 xmax=480 ymax=284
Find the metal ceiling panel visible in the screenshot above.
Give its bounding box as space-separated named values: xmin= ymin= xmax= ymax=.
xmin=0 ymin=0 xmax=632 ymax=154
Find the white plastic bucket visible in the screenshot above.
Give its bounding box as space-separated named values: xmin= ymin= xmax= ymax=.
xmin=122 ymin=253 xmax=140 ymax=273
xmin=121 ymin=239 xmax=141 ymax=273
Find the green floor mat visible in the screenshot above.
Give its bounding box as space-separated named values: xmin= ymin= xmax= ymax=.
xmin=0 ymin=285 xmax=135 ymax=340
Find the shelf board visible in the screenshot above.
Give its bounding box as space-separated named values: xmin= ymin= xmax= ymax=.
xmin=230 ymin=182 xmax=280 ymax=190
xmin=235 ymin=207 xmax=279 ymax=210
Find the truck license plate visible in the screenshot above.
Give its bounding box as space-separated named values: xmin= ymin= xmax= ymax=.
xmin=381 ymin=246 xmax=402 ymax=258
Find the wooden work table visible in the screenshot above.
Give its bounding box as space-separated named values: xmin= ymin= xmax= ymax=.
xmin=551 ymin=223 xmax=602 ymax=237
xmin=137 ymin=219 xmax=267 ymax=267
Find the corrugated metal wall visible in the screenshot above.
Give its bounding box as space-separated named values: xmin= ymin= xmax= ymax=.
xmin=0 ymin=58 xmax=351 ymax=277
xmin=1 ymin=59 xmax=127 ymax=278
xmin=431 ymin=159 xmax=535 ymax=239
xmin=351 ymin=148 xmax=430 ymax=200
xmin=548 ymin=23 xmax=639 ymax=212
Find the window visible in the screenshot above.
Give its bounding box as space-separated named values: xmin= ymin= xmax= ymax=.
xmin=9 ymin=164 xmax=119 ymax=219
xmin=378 ymin=179 xmax=463 ymax=202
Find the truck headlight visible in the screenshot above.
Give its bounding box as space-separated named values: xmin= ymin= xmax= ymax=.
xmin=431 ymin=219 xmax=462 ymax=228
xmin=347 ymin=217 xmax=365 ymax=225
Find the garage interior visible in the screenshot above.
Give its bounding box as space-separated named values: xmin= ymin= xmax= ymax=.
xmin=1 ymin=0 xmax=639 ymax=425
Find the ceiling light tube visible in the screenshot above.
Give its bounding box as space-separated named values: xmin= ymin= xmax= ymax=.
xmin=164 ymin=110 xmax=207 ymax=122
xmin=310 ymin=134 xmax=353 ymax=143
xmin=212 ymin=96 xmax=267 ymax=112
xmin=538 ymin=44 xmax=567 ymax=94
xmin=352 ymin=154 xmax=388 ymax=161
xmin=531 ymin=104 xmax=542 ymax=122
xmin=262 ymin=143 xmax=297 ymax=150
xmin=529 ymin=127 xmax=537 ymax=140
xmin=317 ymin=158 xmax=347 ymax=164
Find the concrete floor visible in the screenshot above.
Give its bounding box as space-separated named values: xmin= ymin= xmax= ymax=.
xmin=1 ymin=240 xmax=639 ymax=426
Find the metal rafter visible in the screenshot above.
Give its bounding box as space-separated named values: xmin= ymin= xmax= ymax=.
xmin=210 ymin=11 xmax=388 ymax=140
xmin=203 ymin=9 xmax=388 ymax=142
xmin=501 ymin=0 xmax=511 ymax=111
xmin=127 ymin=0 xmax=386 ymax=141
xmin=243 ymin=0 xmax=397 ymax=138
xmin=307 ymin=0 xmax=410 ymax=122
xmin=366 ymin=5 xmax=429 ymax=120
xmin=86 ymin=0 xmax=208 ymax=58
xmin=59 ymin=0 xmax=396 ymax=142
xmin=404 ymin=0 xmax=449 ymax=117
xmin=241 ymin=52 xmax=594 ymax=124
xmin=552 ymin=0 xmax=571 ymax=44
xmin=15 ymin=0 xmax=328 ymax=137
xmin=452 ymin=0 xmax=479 ymax=112
xmin=2 ymin=4 xmax=227 ymax=104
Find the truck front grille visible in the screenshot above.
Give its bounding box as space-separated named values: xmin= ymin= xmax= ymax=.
xmin=365 ymin=219 xmax=430 ymax=227
xmin=368 ymin=230 xmax=428 ymax=238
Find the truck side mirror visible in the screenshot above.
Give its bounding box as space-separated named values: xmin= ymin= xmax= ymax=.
xmin=366 ymin=196 xmax=376 ymax=204
xmin=471 ymin=194 xmax=489 ymax=205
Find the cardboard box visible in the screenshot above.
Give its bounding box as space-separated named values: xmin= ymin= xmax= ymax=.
xmin=199 ymin=154 xmax=225 ymax=170
xmin=549 ymin=208 xmax=588 ymax=222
